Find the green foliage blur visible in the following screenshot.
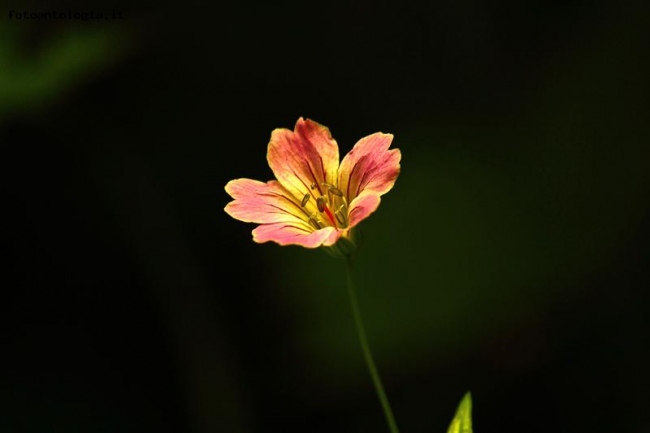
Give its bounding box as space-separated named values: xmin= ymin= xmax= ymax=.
xmin=0 ymin=20 xmax=125 ymax=124
xmin=3 ymin=2 xmax=649 ymax=433
xmin=447 ymin=393 xmax=472 ymax=433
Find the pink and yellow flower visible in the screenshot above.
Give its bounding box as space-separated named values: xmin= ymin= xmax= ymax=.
xmin=224 ymin=118 xmax=401 ymax=256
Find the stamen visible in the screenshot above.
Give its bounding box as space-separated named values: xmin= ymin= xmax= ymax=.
xmin=305 ymin=181 xmax=349 ymax=229
xmin=316 ymin=196 xmax=326 ymax=212
xmin=335 ymin=210 xmax=347 ymax=226
xmin=309 ymin=213 xmax=323 ymax=229
xmin=328 ymin=187 xmax=344 ymax=197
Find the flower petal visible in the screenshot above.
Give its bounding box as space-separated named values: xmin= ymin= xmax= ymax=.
xmin=224 ymin=178 xmax=309 ymax=225
xmin=347 ymin=193 xmax=381 ymax=228
xmin=267 ymin=118 xmax=340 ymax=203
xmin=338 ymin=132 xmax=401 ymax=201
xmin=252 ymin=223 xmax=341 ymax=248
xmin=338 ymin=133 xmax=401 ymax=226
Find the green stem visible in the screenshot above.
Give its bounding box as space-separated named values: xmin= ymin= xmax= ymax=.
xmin=346 ymin=258 xmax=400 ymax=433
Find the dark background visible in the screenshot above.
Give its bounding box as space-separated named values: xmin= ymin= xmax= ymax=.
xmin=2 ymin=1 xmax=649 ymax=432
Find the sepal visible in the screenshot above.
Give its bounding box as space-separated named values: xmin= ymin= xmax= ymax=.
xmin=322 ymin=228 xmax=362 ymax=259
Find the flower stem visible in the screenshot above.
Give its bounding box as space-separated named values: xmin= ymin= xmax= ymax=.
xmin=346 ymin=258 xmax=400 ymax=433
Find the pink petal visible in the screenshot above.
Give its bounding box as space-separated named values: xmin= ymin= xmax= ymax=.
xmin=267 ymin=118 xmax=340 ymax=204
xmin=347 ymin=193 xmax=381 ymax=228
xmin=252 ymin=223 xmax=341 ymax=248
xmin=225 ymin=178 xmax=309 ymax=225
xmin=338 ymin=133 xmax=401 ymax=227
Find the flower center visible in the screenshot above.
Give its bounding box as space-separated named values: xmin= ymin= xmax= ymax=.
xmin=301 ymin=182 xmax=349 ymax=230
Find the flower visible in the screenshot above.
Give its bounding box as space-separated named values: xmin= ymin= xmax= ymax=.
xmin=224 ymin=117 xmax=401 ymax=256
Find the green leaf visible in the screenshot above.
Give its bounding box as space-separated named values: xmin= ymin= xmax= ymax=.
xmin=447 ymin=392 xmax=473 ymax=433
xmin=0 ymin=26 xmax=126 ymax=122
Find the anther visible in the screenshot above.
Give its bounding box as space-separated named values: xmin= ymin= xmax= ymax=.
xmin=301 ymin=194 xmax=310 ymax=207
xmin=334 ymin=205 xmax=348 ymax=226
xmin=328 ymin=187 xmax=344 ymax=197
xmin=309 ymin=214 xmax=323 ymax=229
xmin=316 ymin=196 xmax=326 ymax=212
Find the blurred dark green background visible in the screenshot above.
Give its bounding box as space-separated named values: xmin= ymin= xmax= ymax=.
xmin=2 ymin=1 xmax=649 ymax=432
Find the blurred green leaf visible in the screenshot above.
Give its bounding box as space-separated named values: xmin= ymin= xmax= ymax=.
xmin=447 ymin=392 xmax=473 ymax=433
xmin=0 ymin=25 xmax=127 ymax=122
